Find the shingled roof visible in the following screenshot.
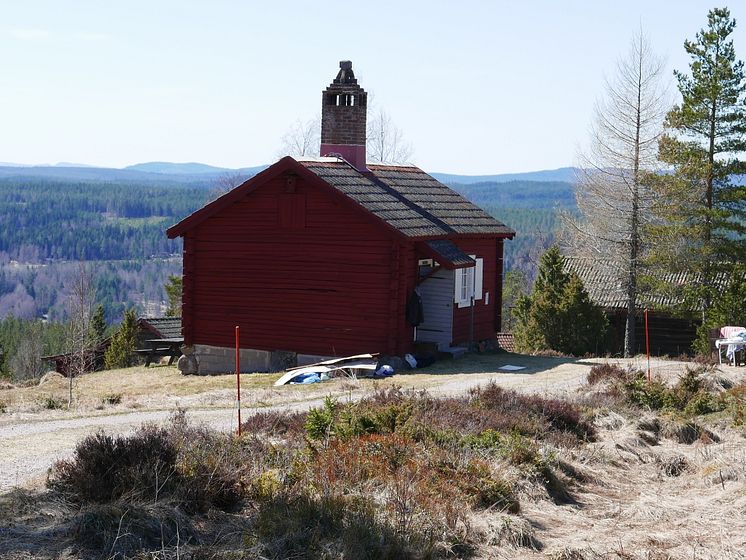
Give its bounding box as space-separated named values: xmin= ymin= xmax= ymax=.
xmin=299 ymin=160 xmax=514 ymax=238
xmin=563 ymin=256 xmax=736 ymax=310
xmin=137 ymin=317 xmax=182 ymax=339
xmin=167 ymin=156 xmax=515 ymax=241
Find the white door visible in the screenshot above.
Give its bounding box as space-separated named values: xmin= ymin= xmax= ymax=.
xmin=415 ymin=269 xmax=454 ymax=349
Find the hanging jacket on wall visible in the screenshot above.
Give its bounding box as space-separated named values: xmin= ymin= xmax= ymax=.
xmin=406 ymin=291 xmax=424 ymax=326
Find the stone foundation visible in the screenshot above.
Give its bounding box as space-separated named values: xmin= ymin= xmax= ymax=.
xmin=186 ymin=344 xmax=271 ymax=375
xmin=178 ymin=345 xmax=338 ymax=375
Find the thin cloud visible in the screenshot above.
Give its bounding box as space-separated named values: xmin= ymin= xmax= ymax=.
xmin=10 ymin=29 xmax=50 ymax=40
xmin=74 ymin=32 xmax=110 ymax=41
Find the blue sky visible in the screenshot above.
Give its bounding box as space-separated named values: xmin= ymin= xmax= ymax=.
xmin=1 ymin=1 xmax=744 ymax=174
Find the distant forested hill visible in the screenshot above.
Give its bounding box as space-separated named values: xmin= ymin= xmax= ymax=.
xmin=450 ymin=179 xmax=574 ymax=208
xmin=0 ymin=178 xmax=212 ymax=261
xmin=447 ymin=180 xmax=575 ymax=278
xmin=432 ymin=167 xmax=578 ymax=185
xmin=0 ymin=164 xmax=262 ymax=185
xmin=0 ymin=177 xmax=214 ymax=322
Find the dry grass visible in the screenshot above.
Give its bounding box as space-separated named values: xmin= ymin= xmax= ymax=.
xmin=3 ymin=355 xmax=746 ymax=559
xmin=523 ymin=417 xmax=746 ymax=560
xmin=0 ymin=365 xmax=278 ymax=414
xmin=2 ymin=352 xmax=717 ymax=417
xmin=0 ymin=352 xmax=591 ymax=416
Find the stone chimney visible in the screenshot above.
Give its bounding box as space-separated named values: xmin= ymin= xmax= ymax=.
xmin=320 ymin=60 xmax=367 ymax=171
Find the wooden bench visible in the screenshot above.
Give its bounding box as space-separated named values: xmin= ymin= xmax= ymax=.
xmin=137 ymin=338 xmax=184 ymax=367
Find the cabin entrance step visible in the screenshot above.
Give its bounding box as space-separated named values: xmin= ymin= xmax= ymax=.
xmin=439 ymin=346 xmax=468 ymax=359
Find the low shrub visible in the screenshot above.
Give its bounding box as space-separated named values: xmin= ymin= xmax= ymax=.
xmin=460 ymin=458 xmax=520 ymax=513
xmin=241 ymin=409 xmax=306 ymax=437
xmin=51 ymin=382 xmax=613 ymax=558
xmin=304 ymin=395 xmax=337 ymax=440
xmin=167 ymin=412 xmax=265 ymax=512
xmin=464 ymin=429 xmax=546 ymax=470
xmin=48 ymin=426 xmax=178 ymax=503
xmin=472 ymin=382 xmax=596 ymax=441
xmin=299 ymin=432 xmax=516 ymax=548
xmin=0 ymin=399 xmax=6 ymax=413
xmin=621 ymin=367 xmax=726 ymax=417
xmin=475 ymin=476 xmax=520 ymax=513
xmin=73 ymin=503 xmax=196 ymax=558
xmin=301 ymin=384 xmax=597 ymax=457
xmin=724 ymin=383 xmax=746 ymax=425
xmin=411 ymin=395 xmax=535 ymax=440
xmin=281 ymin=435 xmax=440 ymax=554
xmin=101 ymin=393 xmax=122 ymax=406
xmin=41 ymin=395 xmax=65 ymax=410
xmin=254 ymin=492 xmax=410 ymax=560
xmin=683 ymin=390 xmax=723 ymax=416
xmin=587 ymin=363 xmax=631 ymax=385
xmin=48 ymin=416 xmax=256 ymax=512
xmin=625 ymin=376 xmax=672 ymax=410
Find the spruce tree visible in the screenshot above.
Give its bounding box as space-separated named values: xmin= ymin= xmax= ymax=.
xmin=501 ymin=270 xmax=529 ymax=331
xmin=514 ymin=247 xmax=608 ymax=356
xmin=165 ymin=275 xmax=182 ymax=317
xmin=104 ymin=309 xmax=138 ymax=369
xmin=649 ymin=8 xmax=746 ymax=318
xmin=557 ymin=275 xmax=608 ymax=356
xmin=693 ymin=266 xmax=746 ymax=355
xmin=89 ymin=304 xmax=107 ymax=345
xmin=513 ymin=247 xmax=567 ymax=352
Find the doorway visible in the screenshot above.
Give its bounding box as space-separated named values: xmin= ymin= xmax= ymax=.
xmin=414 ymin=269 xmax=454 ymax=349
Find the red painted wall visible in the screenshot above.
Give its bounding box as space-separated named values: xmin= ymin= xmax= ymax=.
xmin=451 ymin=237 xmax=499 ymax=345
xmin=183 ymin=174 xmax=405 ymax=357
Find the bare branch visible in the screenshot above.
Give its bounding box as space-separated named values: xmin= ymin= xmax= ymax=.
xmin=565 ymin=29 xmax=670 ymax=357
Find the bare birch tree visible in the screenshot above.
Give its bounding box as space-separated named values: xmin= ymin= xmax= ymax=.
xmin=565 ymin=31 xmax=668 ymax=357
xmin=8 ymin=325 xmax=44 ymax=381
xmin=66 ymin=263 xmax=95 ymax=407
xmin=277 ymin=96 xmax=413 ymax=164
xmin=277 ymin=117 xmax=321 ymax=158
xmin=366 ymin=108 xmax=413 ymax=164
xmin=211 ymin=171 xmax=249 ymax=199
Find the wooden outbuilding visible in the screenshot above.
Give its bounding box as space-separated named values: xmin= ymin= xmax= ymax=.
xmin=42 ymin=339 xmax=110 ymax=377
xmin=167 ymin=61 xmax=514 ymax=373
xmin=563 ymin=257 xmax=701 ymax=356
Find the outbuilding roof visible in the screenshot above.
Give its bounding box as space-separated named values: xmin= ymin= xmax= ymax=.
xmin=137 ymin=316 xmax=182 ymax=339
xmin=167 ymin=156 xmax=514 ymax=241
xmin=563 ymin=256 xmax=737 ymax=310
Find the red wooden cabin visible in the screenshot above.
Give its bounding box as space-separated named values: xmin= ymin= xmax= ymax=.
xmin=167 ymin=61 xmax=514 ymax=373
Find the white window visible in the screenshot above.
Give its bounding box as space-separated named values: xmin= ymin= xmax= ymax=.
xmin=454 ymin=255 xmax=483 ymax=308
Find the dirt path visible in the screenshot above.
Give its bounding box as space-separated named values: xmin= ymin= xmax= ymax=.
xmin=0 ymin=355 xmax=703 ymax=492
xmin=0 ymin=400 xmax=326 ymax=491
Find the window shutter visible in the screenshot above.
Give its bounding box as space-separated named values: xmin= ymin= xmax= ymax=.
xmin=454 ymin=267 xmax=464 ymax=305
xmin=475 ymin=258 xmax=483 ymax=300
xmin=455 ymin=256 xmax=482 ymax=308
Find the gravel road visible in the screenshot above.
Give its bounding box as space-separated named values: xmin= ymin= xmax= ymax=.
xmin=0 ymin=400 xmax=325 ymax=492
